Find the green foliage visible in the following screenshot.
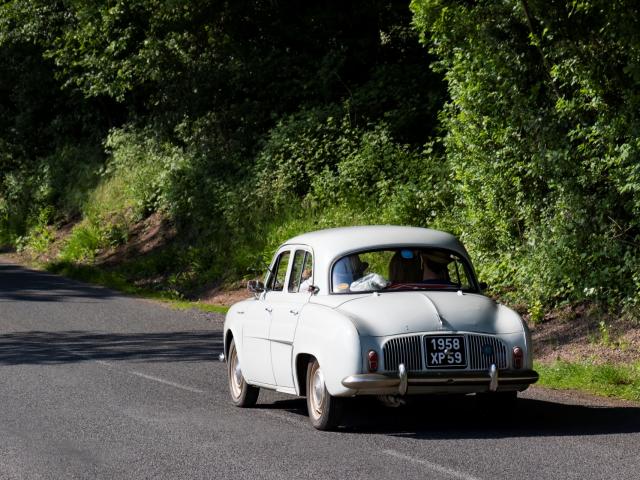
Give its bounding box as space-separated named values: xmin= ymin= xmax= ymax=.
xmin=309 ymin=128 xmax=453 ymax=227
xmin=411 ymin=0 xmax=640 ymax=307
xmin=0 ymin=144 xmax=104 ymax=244
xmin=103 ymin=128 xmax=191 ymax=219
xmin=15 ymin=207 xmax=55 ymax=254
xmin=59 ymin=222 xmax=104 ymax=262
xmin=3 ymin=0 xmax=640 ymax=315
xmin=597 ymin=321 xmax=611 ymax=347
xmin=244 ymin=109 xmax=454 ymax=275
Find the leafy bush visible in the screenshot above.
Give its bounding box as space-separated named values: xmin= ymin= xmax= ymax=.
xmin=411 ymin=0 xmax=640 ymax=308
xmin=0 ymin=144 xmax=103 ymax=246
xmin=103 ymin=128 xmax=189 ymax=220
xmin=59 ymin=222 xmax=104 ymax=262
xmin=16 ymin=207 xmax=55 ymax=254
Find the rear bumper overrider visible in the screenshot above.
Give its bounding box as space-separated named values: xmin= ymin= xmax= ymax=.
xmin=341 ymin=363 xmax=538 ymax=395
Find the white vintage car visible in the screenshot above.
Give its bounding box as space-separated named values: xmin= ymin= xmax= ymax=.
xmin=221 ymin=226 xmax=537 ymax=430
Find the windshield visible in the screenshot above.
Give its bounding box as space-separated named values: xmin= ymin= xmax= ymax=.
xmin=330 ymin=248 xmax=477 ymax=294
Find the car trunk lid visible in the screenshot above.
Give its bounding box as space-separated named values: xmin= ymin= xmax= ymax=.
xmin=330 ymin=291 xmax=502 ymax=336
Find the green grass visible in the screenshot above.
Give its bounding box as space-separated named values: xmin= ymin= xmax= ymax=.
xmin=536 ymin=360 xmax=640 ymax=402
xmin=46 ymin=260 xmax=229 ymax=314
xmin=170 ymin=300 xmax=229 ymax=314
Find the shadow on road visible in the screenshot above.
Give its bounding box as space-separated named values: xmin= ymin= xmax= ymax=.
xmin=259 ymin=394 xmax=640 ymax=438
xmin=0 ymin=263 xmax=116 ymax=303
xmin=0 ymin=330 xmax=223 ymax=365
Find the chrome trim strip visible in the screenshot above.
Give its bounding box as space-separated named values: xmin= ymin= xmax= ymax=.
xmin=342 ymin=370 xmax=538 ymax=390
xmin=408 ymin=377 xmax=489 ymax=384
xmin=407 ymin=373 xmax=538 ymax=384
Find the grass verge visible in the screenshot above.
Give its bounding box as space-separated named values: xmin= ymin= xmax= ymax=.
xmin=535 ymin=360 xmax=640 ymax=402
xmin=46 ymin=260 xmax=229 ymax=314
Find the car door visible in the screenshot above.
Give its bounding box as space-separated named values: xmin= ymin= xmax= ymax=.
xmin=239 ymin=299 xmax=274 ymax=385
xmin=265 ymin=247 xmax=313 ymax=388
xmin=241 ymin=249 xmax=291 ymax=386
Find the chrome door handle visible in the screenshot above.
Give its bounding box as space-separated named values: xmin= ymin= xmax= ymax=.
xmin=289 ymin=310 xmax=299 ymax=315
xmin=265 ymin=307 xmax=273 ymax=313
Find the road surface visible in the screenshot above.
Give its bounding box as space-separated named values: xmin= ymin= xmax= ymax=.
xmin=1 ymin=258 xmax=639 ymax=479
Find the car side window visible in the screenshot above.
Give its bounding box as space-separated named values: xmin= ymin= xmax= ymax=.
xmin=288 ymin=250 xmax=313 ymax=293
xmin=268 ymin=251 xmax=290 ymax=292
xmin=446 ymin=256 xmax=472 ymax=290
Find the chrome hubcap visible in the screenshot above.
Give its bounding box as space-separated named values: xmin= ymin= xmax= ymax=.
xmin=310 ymin=366 xmax=325 ymax=417
xmin=229 ymin=349 xmax=243 ymax=398
xmin=234 ymin=360 xmax=243 ymax=386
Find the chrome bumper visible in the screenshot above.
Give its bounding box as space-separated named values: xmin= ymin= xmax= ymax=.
xmin=341 ymin=363 xmax=538 ymax=395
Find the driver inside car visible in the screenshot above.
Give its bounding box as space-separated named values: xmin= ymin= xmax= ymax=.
xmin=420 ymin=253 xmax=451 ymax=284
xmin=332 ymin=255 xmax=369 ymax=292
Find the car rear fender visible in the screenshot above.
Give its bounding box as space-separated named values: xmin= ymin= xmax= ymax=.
xmin=496 ymin=304 xmax=533 ymax=369
xmin=293 ymin=304 xmax=360 ymax=397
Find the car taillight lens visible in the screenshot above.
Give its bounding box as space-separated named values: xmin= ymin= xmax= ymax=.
xmin=513 ymin=347 xmax=523 ymax=369
xmin=368 ymin=350 xmax=378 ymax=372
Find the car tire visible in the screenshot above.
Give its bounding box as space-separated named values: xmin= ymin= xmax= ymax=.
xmin=227 ymin=339 xmax=259 ymax=407
xmin=306 ymin=358 xmax=344 ymax=430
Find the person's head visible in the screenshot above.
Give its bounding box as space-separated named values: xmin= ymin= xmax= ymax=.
xmin=420 ymin=254 xmax=448 ymax=281
xmin=301 ymin=268 xmax=312 ymax=281
xmin=389 ymin=250 xmax=421 ymax=283
xmin=332 ymin=254 xmax=369 ymax=291
xmin=350 ymin=255 xmax=368 ymax=279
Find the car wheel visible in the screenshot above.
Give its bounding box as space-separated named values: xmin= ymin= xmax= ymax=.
xmin=306 ymin=358 xmax=343 ymax=430
xmin=227 ymin=339 xmax=259 ymax=407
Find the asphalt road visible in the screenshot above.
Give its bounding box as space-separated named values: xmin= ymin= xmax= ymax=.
xmin=1 ymin=258 xmax=640 ymax=480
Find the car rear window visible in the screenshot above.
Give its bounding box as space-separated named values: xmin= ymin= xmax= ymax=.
xmin=331 ymin=248 xmax=477 ymax=294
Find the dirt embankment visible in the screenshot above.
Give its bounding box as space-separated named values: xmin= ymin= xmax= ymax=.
xmin=529 ymin=303 xmax=640 ymax=364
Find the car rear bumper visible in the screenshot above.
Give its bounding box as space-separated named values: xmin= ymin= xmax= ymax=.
xmin=341 ymin=364 xmax=538 ymax=396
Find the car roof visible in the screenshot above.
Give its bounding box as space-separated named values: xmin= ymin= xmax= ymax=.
xmin=282 ymin=226 xmax=473 ymax=292
xmin=286 ymin=225 xmax=467 ymax=255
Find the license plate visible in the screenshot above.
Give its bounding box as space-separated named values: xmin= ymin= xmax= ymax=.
xmin=425 ymin=335 xmax=466 ymax=369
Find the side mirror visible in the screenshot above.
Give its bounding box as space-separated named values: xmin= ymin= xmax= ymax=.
xmin=306 ymin=284 xmax=320 ymax=295
xmin=247 ymin=280 xmax=265 ymax=294
xmin=479 ymin=281 xmax=488 ymax=291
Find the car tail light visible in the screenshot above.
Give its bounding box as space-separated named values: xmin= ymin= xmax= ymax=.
xmin=513 ymin=347 xmax=523 ymax=369
xmin=368 ymin=350 xmax=379 ymax=372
